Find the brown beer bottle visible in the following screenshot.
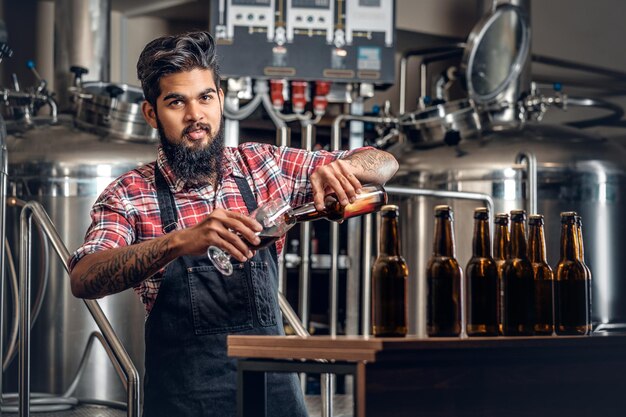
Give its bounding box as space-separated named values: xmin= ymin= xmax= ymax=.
xmin=426 ymin=205 xmax=462 ymax=337
xmin=493 ymin=213 xmax=510 ymax=335
xmin=528 ymin=215 xmax=554 ymax=335
xmin=576 ymin=215 xmax=593 ymax=331
xmin=291 ymin=184 xmax=388 ymax=223
xmin=501 ymin=210 xmax=534 ymax=336
xmin=371 ymin=205 xmax=408 ymax=337
xmin=465 ymin=208 xmax=498 ymax=336
xmin=555 ymin=212 xmax=591 ymax=335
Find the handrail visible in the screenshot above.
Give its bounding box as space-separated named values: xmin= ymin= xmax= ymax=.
xmin=18 ymin=201 xmax=139 ymax=417
xmin=0 ymin=113 xmax=8 ymax=414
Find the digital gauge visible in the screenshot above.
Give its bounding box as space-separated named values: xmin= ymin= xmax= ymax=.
xmin=225 ymin=0 xmax=276 ymax=41
xmin=286 ymin=0 xmax=334 ymax=44
xmin=345 ymin=0 xmax=393 ymax=46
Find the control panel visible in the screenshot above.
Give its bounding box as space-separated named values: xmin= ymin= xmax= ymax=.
xmin=211 ymin=0 xmax=396 ymax=84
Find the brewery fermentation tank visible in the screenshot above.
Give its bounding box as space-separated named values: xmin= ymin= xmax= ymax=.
xmin=5 ymin=115 xmax=155 ymax=401
xmin=389 ymin=123 xmax=626 ymax=336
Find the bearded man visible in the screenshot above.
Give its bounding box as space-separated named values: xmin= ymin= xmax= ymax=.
xmin=69 ymin=31 xmax=398 ymax=417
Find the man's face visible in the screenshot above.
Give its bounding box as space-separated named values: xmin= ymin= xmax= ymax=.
xmin=141 ymin=68 xmax=225 ymax=184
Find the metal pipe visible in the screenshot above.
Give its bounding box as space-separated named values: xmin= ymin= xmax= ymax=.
xmin=398 ymin=44 xmax=465 ymax=114
xmin=18 ymin=202 xmax=140 ymax=417
xmin=260 ymin=91 xmax=291 ymax=294
xmin=278 ymin=293 xmax=308 ymax=338
xmin=385 ymin=186 xmax=495 ymax=216
xmin=532 ymin=54 xmax=626 ymax=82
xmin=515 ymin=152 xmax=537 ymax=215
xmin=298 ymin=121 xmax=314 ymax=332
xmin=332 ymin=114 xmax=399 ymax=149
xmin=329 ymin=115 xmax=342 ymax=339
xmin=0 ymin=113 xmax=7 ymax=414
xmin=564 ymin=96 xmax=625 ymax=129
xmin=19 ymin=207 xmax=33 ymax=417
xmin=419 ymin=50 xmax=464 ymax=105
xmin=360 ymin=214 xmax=373 ymax=336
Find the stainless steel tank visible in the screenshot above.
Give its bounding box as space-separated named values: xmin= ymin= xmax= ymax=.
xmin=389 ymin=123 xmax=626 ymax=336
xmin=5 ymin=115 xmax=156 ymax=401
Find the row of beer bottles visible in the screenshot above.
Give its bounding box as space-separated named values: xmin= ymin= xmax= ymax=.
xmin=370 ymin=204 xmax=592 ymax=337
xmin=428 ymin=206 xmax=592 ymax=338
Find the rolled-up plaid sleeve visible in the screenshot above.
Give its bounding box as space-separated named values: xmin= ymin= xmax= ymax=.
xmin=67 ymin=184 xmax=136 ymax=272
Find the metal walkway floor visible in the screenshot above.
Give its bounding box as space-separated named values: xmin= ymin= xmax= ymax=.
xmin=3 ymin=395 xmax=353 ymax=416
xmin=2 ymin=404 xmax=125 ymax=417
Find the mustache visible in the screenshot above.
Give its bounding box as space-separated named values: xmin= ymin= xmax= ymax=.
xmin=182 ymin=122 xmax=212 ymax=138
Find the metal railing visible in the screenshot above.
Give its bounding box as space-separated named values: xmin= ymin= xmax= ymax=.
xmin=18 ymin=201 xmax=140 ymax=417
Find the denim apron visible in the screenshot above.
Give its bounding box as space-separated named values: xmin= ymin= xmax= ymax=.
xmin=142 ymin=167 xmax=308 ymax=417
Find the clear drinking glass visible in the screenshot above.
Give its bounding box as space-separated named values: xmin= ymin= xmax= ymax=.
xmin=207 ymin=199 xmax=295 ymax=276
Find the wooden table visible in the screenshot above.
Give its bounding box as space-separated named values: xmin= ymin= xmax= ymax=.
xmin=228 ymin=334 xmax=626 ymax=417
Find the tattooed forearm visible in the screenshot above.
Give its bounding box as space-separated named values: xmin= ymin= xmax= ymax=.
xmin=342 ymin=149 xmax=399 ymax=183
xmin=75 ymin=236 xmax=176 ymax=298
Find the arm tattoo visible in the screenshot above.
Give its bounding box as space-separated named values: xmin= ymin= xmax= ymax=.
xmin=342 ymin=149 xmax=397 ymax=180
xmin=79 ymin=237 xmax=175 ymax=297
xmin=344 ymin=151 xmax=384 ymax=174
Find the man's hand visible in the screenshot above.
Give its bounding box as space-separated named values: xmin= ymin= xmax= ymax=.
xmin=310 ymin=159 xmax=363 ymax=211
xmin=179 ymin=208 xmax=263 ymax=262
xmin=310 ymin=148 xmax=398 ymax=212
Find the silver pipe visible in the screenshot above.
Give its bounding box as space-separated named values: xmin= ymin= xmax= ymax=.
xmin=19 ymin=206 xmax=33 ymax=417
xmin=261 ymin=92 xmax=291 ymax=294
xmin=385 ymin=186 xmax=495 ymax=216
xmin=532 ymin=54 xmax=626 ymax=81
xmin=17 ymin=202 xmax=140 ymax=417
xmin=223 ymin=93 xmax=263 ymax=120
xmin=420 ymin=50 xmax=464 ymax=105
xmin=278 ymin=292 xmax=309 ymax=338
xmin=298 ymin=121 xmax=314 ymax=331
xmin=331 ymin=114 xmax=399 ymax=149
xmin=515 ymin=152 xmax=537 ymax=215
xmin=46 ymin=97 xmax=58 ymax=124
xmin=0 ymin=113 xmax=7 ymax=414
xmin=398 ymin=45 xmax=465 ymax=114
xmin=361 ymin=214 xmax=373 ymax=336
xmin=329 ymin=114 xmax=342 ymax=339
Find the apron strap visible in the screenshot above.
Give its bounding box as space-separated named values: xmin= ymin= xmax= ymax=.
xmin=233 ymin=176 xmax=279 ymax=264
xmin=155 ymin=166 xmax=179 ymax=234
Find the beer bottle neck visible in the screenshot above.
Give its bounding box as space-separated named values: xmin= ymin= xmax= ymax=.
xmin=433 ymin=217 xmax=456 ymax=257
xmin=472 ymin=219 xmax=491 ymax=258
xmin=380 ymin=217 xmax=400 ymax=256
xmin=291 ymin=201 xmax=327 ymax=222
xmin=510 ymin=220 xmax=528 ymax=258
xmin=493 ymin=224 xmax=510 ymax=260
xmin=528 ymin=224 xmax=548 ymax=263
xmin=560 ymin=223 xmax=581 ymax=261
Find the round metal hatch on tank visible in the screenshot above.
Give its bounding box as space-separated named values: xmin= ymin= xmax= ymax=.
xmin=388 ymin=3 xmax=626 ymax=336
xmin=461 ymin=3 xmax=531 ymax=109
xmin=5 ymin=115 xmax=156 ymax=401
xmin=74 ymin=81 xmax=157 ymax=142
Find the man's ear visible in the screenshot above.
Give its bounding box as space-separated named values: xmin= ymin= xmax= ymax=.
xmin=142 ymin=101 xmax=158 ymax=129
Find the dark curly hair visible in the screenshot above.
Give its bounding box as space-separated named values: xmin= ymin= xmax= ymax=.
xmin=136 ymin=31 xmax=221 ymax=107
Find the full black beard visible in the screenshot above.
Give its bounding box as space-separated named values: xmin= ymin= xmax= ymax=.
xmin=157 ymin=118 xmax=225 ymax=186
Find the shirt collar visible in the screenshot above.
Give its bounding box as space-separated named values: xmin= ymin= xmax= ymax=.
xmin=156 ymin=146 xmax=236 ymax=193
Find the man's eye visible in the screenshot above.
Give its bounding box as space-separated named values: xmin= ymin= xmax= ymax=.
xmin=168 ymin=100 xmax=183 ymax=107
xmin=201 ymin=95 xmax=213 ymax=102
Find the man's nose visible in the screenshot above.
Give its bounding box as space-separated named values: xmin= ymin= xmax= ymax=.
xmin=184 ymin=101 xmax=204 ymax=122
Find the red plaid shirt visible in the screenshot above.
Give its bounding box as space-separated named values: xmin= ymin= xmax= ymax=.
xmin=69 ymin=143 xmax=353 ymax=314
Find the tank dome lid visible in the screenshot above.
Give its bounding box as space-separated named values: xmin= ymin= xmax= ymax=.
xmin=462 ymin=4 xmax=531 ymax=104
